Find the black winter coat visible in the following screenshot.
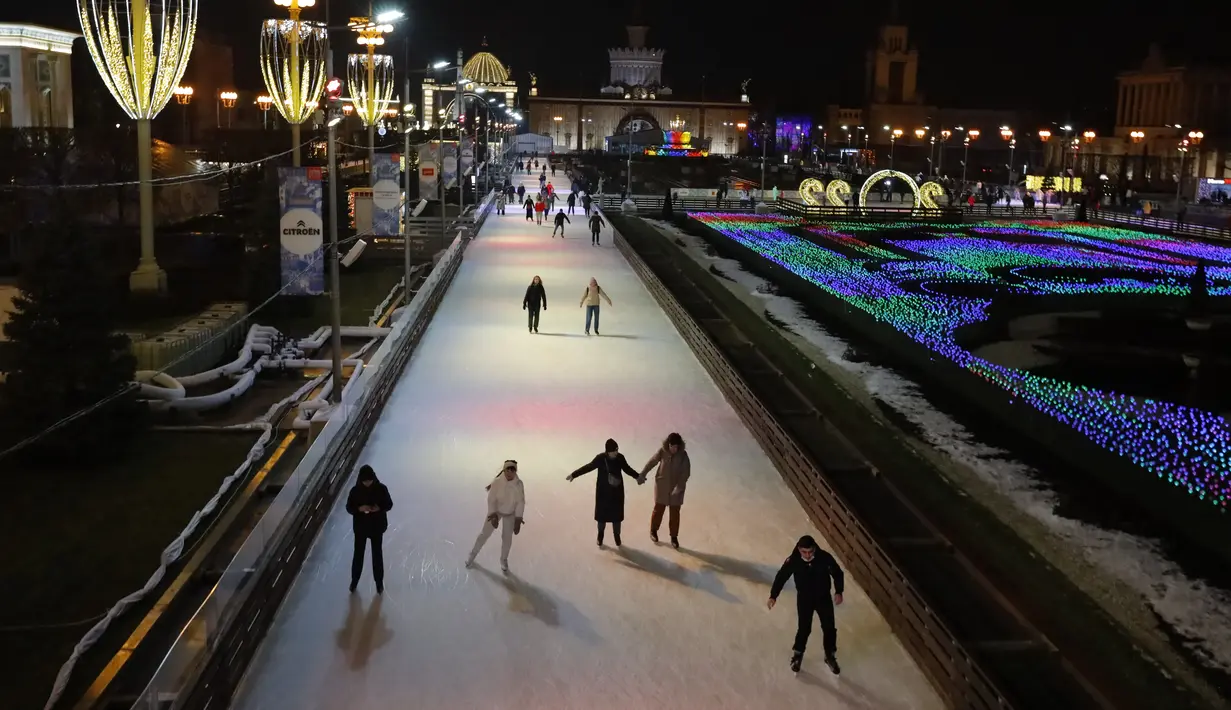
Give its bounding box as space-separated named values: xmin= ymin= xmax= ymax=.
xmin=770 ymin=547 xmax=844 ymax=602
xmin=523 ymin=283 xmax=547 ymax=310
xmin=346 ymin=481 xmax=393 ymax=536
xmin=570 ymin=453 xmax=640 ymax=522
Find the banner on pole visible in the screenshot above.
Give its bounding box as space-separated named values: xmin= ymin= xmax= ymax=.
xmin=371 ymin=153 xmax=401 ymax=236
xmin=460 ymin=137 xmax=474 ymax=178
xmin=278 ymin=166 xmax=324 ymax=296
xmin=417 ymin=141 xmax=457 ymax=200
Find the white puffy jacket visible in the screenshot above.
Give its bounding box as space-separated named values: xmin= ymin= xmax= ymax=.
xmin=487 ymin=474 xmax=525 ymax=518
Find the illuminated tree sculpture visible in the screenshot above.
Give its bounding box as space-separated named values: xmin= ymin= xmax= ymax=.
xmin=347 ymin=15 xmax=397 ymax=167
xmin=77 ymin=0 xmax=198 ymax=293
xmin=260 ymin=1 xmax=328 ymax=167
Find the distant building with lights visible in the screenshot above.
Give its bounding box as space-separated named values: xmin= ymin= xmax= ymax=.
xmin=0 ymin=23 xmax=80 ymax=129
xmin=421 ymin=39 xmax=519 ymax=129
xmin=528 ymin=21 xmax=750 ymax=155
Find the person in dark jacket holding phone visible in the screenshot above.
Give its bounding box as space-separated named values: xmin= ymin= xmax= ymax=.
xmin=565 ymin=438 xmax=643 ymax=547
xmin=768 ymin=535 xmax=844 ymax=674
xmin=346 ymin=465 xmax=393 ymax=593
xmin=523 ymin=275 xmax=546 ymax=333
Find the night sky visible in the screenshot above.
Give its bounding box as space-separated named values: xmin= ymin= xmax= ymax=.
xmin=12 ymin=0 xmax=1230 ymax=127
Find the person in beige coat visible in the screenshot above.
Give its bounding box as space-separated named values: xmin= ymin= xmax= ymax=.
xmin=638 ymin=432 xmax=690 ymax=548
xmin=579 ymin=277 xmax=613 ymax=335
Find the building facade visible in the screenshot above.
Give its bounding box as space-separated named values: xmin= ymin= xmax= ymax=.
xmin=528 ymin=24 xmax=750 ymax=155
xmin=421 ymin=40 xmax=518 ymax=129
xmin=0 ymin=24 xmax=79 ymax=129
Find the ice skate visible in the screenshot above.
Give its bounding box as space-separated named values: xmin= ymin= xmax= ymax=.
xmin=464 ymin=557 xmax=474 ymax=569
xmin=671 ymin=536 xmax=679 ymax=550
xmin=824 ymin=654 xmax=840 ymax=675
xmin=650 ymin=530 xmax=659 ymax=544
xmin=790 ymin=652 xmax=803 ymax=673
xmin=596 ymin=532 xmax=604 ymax=548
xmin=500 ymin=559 xmax=510 ymax=574
xmin=348 ymin=580 xmax=358 ymax=593
xmin=613 ymin=531 xmax=622 ymax=547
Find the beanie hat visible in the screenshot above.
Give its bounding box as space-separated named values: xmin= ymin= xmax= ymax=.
xmin=604 ymin=438 xmax=619 ymax=453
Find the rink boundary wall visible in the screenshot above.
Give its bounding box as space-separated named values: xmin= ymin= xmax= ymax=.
xmin=130 ymin=190 xmax=498 ymax=710
xmin=604 ymin=210 xmax=1010 ymax=710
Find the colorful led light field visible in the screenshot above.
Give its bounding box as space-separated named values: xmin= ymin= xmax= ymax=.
xmin=687 ymin=212 xmax=1231 ymax=510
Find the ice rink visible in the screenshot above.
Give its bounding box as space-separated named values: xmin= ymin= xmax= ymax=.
xmin=230 ymin=167 xmax=944 ymax=710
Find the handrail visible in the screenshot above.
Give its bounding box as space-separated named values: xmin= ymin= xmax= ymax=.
xmin=1093 ymin=209 xmax=1231 ymax=242
xmin=128 ymin=191 xmax=496 ymax=710
xmin=606 ymin=212 xmax=1009 ymax=709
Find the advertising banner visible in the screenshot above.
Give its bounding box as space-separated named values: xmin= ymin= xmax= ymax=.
xmin=417 ymin=141 xmax=458 ymax=200
xmin=278 ymin=166 xmax=324 ymax=295
xmin=460 ymin=137 xmax=474 ymax=179
xmin=371 ymin=153 xmax=401 ymax=236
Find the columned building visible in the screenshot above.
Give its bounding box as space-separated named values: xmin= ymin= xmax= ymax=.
xmin=0 ymin=24 xmax=79 ymax=129
xmin=421 ymin=39 xmax=518 ymax=129
xmin=528 ymin=24 xmax=750 ymax=155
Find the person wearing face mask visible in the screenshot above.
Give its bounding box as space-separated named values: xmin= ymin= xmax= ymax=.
xmin=345 ymin=465 xmax=393 ymax=594
xmin=465 ymin=460 xmax=526 ymax=573
xmin=565 ymin=438 xmax=643 ymax=547
xmin=767 ymin=535 xmax=845 ymax=675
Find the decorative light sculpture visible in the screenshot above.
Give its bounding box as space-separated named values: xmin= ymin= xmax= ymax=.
xmin=858 ymin=169 xmax=920 ymax=210
xmin=347 ymin=15 xmax=397 ymax=165
xmin=798 ymin=177 xmax=825 ymax=206
xmin=825 ymin=179 xmax=851 ymax=206
xmin=919 ymin=181 xmax=945 ymax=209
xmin=78 ymin=0 xmax=198 ymax=293
xmin=260 ymin=0 xmax=328 ymax=167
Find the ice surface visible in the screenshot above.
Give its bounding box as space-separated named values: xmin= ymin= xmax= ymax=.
xmin=229 ymin=173 xmax=943 ymax=710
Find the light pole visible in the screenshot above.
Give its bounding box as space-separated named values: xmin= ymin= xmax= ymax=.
xmin=174 ymin=85 xmax=194 ymax=143
xmin=401 ymin=83 xmax=415 ymax=291
xmin=888 ymin=127 xmax=903 ymax=169
xmin=326 ymin=113 xmax=344 ymax=403
xmin=257 ymin=95 xmax=273 ymax=128
xmin=759 ymin=125 xmax=770 ymax=201
xmin=553 ymin=115 xmax=562 ymax=150
xmin=1039 ymin=129 xmax=1052 ymax=170
xmin=79 ymin=0 xmax=198 ymax=294
xmin=262 ymin=0 xmax=329 ymax=167
xmin=218 ymin=90 xmax=238 ymax=128
xmin=963 ymin=129 xmax=980 ymax=185
xmin=938 ymin=129 xmax=951 ymax=175
xmin=348 ymin=12 xmax=400 ymax=171
xmin=1000 ymin=126 xmax=1014 ymax=185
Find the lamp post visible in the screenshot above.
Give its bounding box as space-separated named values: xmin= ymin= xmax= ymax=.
xmin=1187 ymin=130 xmax=1204 ymax=196
xmin=963 ymin=129 xmax=979 ymax=185
xmin=262 ymin=0 xmax=329 ymax=167
xmin=218 ymin=90 xmax=237 ymax=128
xmin=1130 ymin=130 xmax=1145 ymax=184
xmin=257 ymin=94 xmax=273 ymax=128
xmin=553 ymin=115 xmax=562 ymax=150
xmin=174 ymin=85 xmax=194 ymax=143
xmin=1038 ymin=128 xmax=1052 ymax=170
xmin=889 ymin=127 xmax=903 ymax=168
xmin=758 ymin=124 xmax=771 ymax=201
xmin=78 ymin=0 xmax=198 ymax=294
xmin=348 ymin=13 xmax=399 ymax=171
xmin=326 ymin=113 xmax=344 ymax=403
xmin=938 ymin=129 xmax=951 ymax=176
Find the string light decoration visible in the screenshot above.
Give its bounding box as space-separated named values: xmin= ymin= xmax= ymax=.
xmin=688 ymin=212 xmax=1231 ymax=510
xmin=825 ymin=179 xmax=851 ymax=206
xmin=798 ymin=178 xmax=825 ymax=206
xmin=259 ymin=12 xmax=328 ymax=167
xmin=347 ymin=52 xmax=395 ymax=126
xmin=77 ymin=0 xmax=199 ymax=293
xmin=919 ymin=181 xmax=945 ymax=209
xmin=859 ymin=169 xmax=920 ymax=210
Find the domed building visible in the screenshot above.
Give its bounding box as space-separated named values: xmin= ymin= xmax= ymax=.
xmin=421 ymin=39 xmax=519 ymax=129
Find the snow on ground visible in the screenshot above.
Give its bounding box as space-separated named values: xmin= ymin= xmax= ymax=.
xmin=651 ymin=218 xmax=1231 ymax=678
xmin=227 ymin=174 xmax=943 ymax=710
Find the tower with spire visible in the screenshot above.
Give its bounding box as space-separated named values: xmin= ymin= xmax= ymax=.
xmin=866 ymin=0 xmax=920 ymax=105
xmin=602 ymin=1 xmax=671 ymax=98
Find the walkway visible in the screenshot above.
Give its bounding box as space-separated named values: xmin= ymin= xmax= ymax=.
xmin=229 ymin=165 xmax=943 ymax=709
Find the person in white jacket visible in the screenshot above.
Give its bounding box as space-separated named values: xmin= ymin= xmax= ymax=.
xmin=465 ymin=460 xmax=526 ymax=573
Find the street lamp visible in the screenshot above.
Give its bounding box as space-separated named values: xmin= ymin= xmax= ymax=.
xmin=325 ymin=112 xmax=344 ymax=403
xmin=938 ymin=129 xmax=951 ymax=175
xmin=999 ymin=127 xmax=1014 ymax=184
xmin=553 ymin=115 xmax=563 ymax=150
xmin=890 ymin=128 xmax=903 ymax=168
xmin=261 ymin=0 xmax=328 ymax=167
xmin=218 ymin=90 xmax=237 ymax=128
xmin=963 ymin=129 xmax=980 ymax=185
xmin=348 ymin=13 xmax=399 ymax=169
xmin=257 ymin=94 xmax=273 ymax=129
xmin=78 ymin=0 xmax=198 ymax=294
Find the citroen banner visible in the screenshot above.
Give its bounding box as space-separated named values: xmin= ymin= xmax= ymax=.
xmin=278 ymin=167 xmax=325 ymax=295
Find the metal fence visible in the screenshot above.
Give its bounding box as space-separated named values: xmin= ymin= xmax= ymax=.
xmin=1092 ymin=209 xmax=1231 ymax=242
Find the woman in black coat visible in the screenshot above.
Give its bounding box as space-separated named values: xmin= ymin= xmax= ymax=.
xmin=345 ymin=464 xmax=393 ymax=593
xmin=522 ymin=275 xmax=547 ymax=333
xmin=565 ymin=438 xmax=642 ymax=547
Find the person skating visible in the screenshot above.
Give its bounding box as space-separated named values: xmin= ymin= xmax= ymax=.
xmin=496 ymin=191 xmax=507 ymax=215
xmin=567 ymin=191 xmax=577 ymax=214
xmin=534 ymin=196 xmax=546 ymax=225
xmin=638 ymin=432 xmax=689 ymax=548
xmin=588 ymin=212 xmax=606 ymax=245
xmin=523 ymin=275 xmax=546 ymax=333
xmin=582 ymin=193 xmax=593 ymax=216
xmin=552 ymin=210 xmax=570 ymax=237
xmin=579 ymin=277 xmax=612 ymax=335
xmin=524 ymin=196 xmax=535 ymax=221
xmin=767 ymin=535 xmax=845 ymax=675
xmin=465 ymin=460 xmax=526 ymax=573
xmin=345 ymin=465 xmax=393 ymax=593
xmin=517 ymin=184 xmax=525 ymax=202
xmin=565 ymin=438 xmax=643 ymax=547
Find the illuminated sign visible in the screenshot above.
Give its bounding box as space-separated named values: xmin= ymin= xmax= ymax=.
xmin=644 ymin=147 xmax=709 ymax=158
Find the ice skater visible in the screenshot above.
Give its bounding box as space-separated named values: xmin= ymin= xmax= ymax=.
xmin=465 ymin=460 xmax=526 ymax=573
xmin=565 ymin=438 xmax=644 ymax=547
xmin=552 ymin=209 xmax=570 ymax=237
xmin=567 ymin=192 xmax=576 ymax=214
xmin=524 ymin=196 xmax=534 ymax=221
xmin=588 ymin=211 xmax=606 ymax=246
xmin=496 ymin=191 xmax=507 ymax=215
xmin=767 ymin=535 xmax=844 ymax=675
xmin=523 ymin=275 xmax=546 ymax=333
xmin=638 ymin=432 xmax=690 ymax=548
xmin=579 ymin=277 xmax=612 ymax=335
xmin=346 ymin=465 xmax=393 ymax=593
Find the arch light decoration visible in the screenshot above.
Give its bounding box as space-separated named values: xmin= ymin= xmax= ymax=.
xmin=858 ymin=169 xmax=920 ymax=210
xmin=919 ymin=181 xmax=945 ymax=209
xmin=798 ymin=178 xmax=825 ymax=206
xmin=826 ymin=179 xmax=851 ymax=206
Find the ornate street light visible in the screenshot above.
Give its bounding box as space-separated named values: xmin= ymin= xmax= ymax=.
xmin=260 ymin=0 xmax=328 ymax=167
xmin=78 ymin=0 xmax=198 ymax=294
xmin=347 ymin=14 xmax=398 ymax=167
